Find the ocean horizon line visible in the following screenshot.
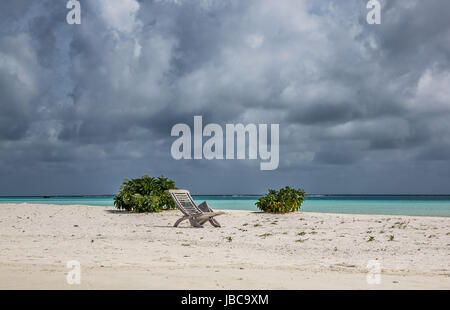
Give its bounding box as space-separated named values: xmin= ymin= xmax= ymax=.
xmin=2 ymin=194 xmax=450 ymax=217
xmin=2 ymin=194 xmax=450 ymax=198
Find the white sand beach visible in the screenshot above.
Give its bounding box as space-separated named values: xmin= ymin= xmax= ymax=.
xmin=0 ymin=203 xmax=449 ymax=289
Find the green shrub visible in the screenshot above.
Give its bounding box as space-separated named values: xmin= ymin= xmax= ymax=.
xmin=114 ymin=174 xmax=177 ymax=213
xmin=255 ymin=186 xmax=306 ymax=214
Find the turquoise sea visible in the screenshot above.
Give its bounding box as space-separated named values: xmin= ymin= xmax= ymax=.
xmin=1 ymin=195 xmax=450 ymax=217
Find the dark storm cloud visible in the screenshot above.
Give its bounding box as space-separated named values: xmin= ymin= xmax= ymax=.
xmin=0 ymin=0 xmax=450 ymax=195
xmin=416 ymin=145 xmax=450 ymax=161
xmin=314 ymin=149 xmax=361 ymax=165
xmin=379 ymin=0 xmax=450 ymax=62
xmin=0 ymin=70 xmax=31 ymax=140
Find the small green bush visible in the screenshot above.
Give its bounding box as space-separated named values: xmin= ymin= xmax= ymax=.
xmin=114 ymin=174 xmax=177 ymax=213
xmin=255 ymin=186 xmax=306 ymax=214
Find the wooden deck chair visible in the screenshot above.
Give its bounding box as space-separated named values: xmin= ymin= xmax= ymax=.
xmin=169 ymin=190 xmax=225 ymax=228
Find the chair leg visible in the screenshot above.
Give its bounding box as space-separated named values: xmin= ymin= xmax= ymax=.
xmin=174 ymin=215 xmax=189 ymax=227
xmin=209 ymin=218 xmax=221 ymax=227
xmin=198 ymin=217 xmax=221 ymax=227
xmin=189 ymin=218 xmax=204 ymax=228
xmin=198 ymin=218 xmax=208 ymax=225
xmin=197 ymin=202 xmax=221 ymax=227
xmin=174 ymin=216 xmax=204 ymax=228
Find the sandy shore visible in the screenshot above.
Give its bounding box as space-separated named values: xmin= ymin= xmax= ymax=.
xmin=0 ymin=203 xmax=449 ymax=289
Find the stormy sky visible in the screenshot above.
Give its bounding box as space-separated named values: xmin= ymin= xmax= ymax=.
xmin=0 ymin=0 xmax=450 ymax=195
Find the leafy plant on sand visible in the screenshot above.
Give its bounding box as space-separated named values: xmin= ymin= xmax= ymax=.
xmin=255 ymin=186 xmax=306 ymax=214
xmin=114 ymin=174 xmax=177 ymax=213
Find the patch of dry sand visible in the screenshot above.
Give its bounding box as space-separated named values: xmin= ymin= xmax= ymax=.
xmin=0 ymin=203 xmax=449 ymax=289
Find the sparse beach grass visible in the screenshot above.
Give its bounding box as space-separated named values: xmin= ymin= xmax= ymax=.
xmin=0 ymin=203 xmax=449 ymax=289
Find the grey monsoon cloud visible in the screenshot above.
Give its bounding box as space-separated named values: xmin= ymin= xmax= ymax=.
xmin=0 ymin=0 xmax=449 ymax=195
